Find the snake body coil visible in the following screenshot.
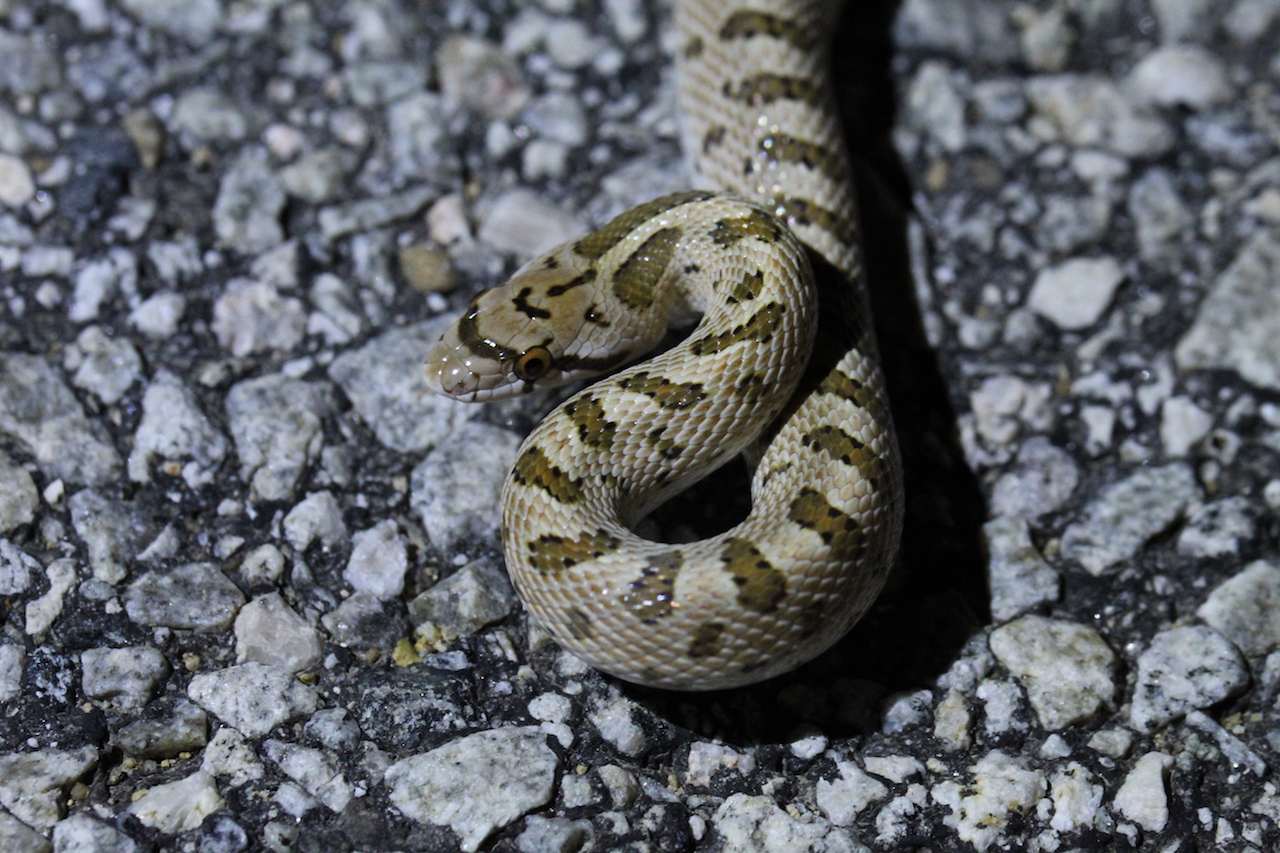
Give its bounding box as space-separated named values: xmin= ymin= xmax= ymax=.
xmin=425 ymin=0 xmax=903 ymax=690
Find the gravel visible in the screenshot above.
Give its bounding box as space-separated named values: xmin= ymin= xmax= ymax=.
xmin=0 ymin=0 xmax=1277 ymax=850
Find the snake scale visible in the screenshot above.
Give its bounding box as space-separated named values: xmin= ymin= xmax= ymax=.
xmin=424 ymin=0 xmax=903 ymax=690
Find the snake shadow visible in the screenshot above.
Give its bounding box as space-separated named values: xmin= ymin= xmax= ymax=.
xmin=627 ymin=0 xmax=990 ymax=745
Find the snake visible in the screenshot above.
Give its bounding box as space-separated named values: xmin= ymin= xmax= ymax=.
xmin=423 ymin=0 xmax=903 ymax=690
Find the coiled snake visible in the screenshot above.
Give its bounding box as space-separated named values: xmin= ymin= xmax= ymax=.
xmin=424 ymin=0 xmax=903 ymax=690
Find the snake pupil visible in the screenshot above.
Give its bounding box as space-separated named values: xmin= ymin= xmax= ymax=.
xmin=516 ymin=346 xmax=552 ymax=381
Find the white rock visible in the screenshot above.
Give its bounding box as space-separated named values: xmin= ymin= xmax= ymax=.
xmin=234 ymin=592 xmax=323 ymax=672
xmin=201 ymin=727 xmax=264 ymax=788
xmin=1160 ymin=395 xmax=1213 ymax=457
xmin=264 ymin=739 xmax=352 ymax=813
xmin=187 ymin=662 xmax=319 ymax=738
xmin=0 ymin=452 xmax=37 ymax=534
xmin=0 ymin=644 xmax=23 ymax=703
xmin=212 ymin=278 xmax=306 ymax=357
xmin=0 ymin=153 xmax=35 ymax=207
xmin=283 ymin=491 xmax=347 ymax=553
xmin=983 ymin=516 xmax=1060 ymax=621
xmin=0 ymin=746 xmax=98 ymax=830
xmin=1196 ymin=559 xmax=1280 ymax=656
xmin=127 ymin=770 xmax=225 ymax=834
xmin=1130 ymin=625 xmax=1248 ymax=732
xmin=0 ymin=538 xmax=39 ymax=595
xmin=25 ymin=559 xmax=77 ymax=636
xmin=989 ymin=615 xmax=1116 ymax=731
xmin=1048 ymin=762 xmax=1106 ymax=832
xmin=1128 ymin=45 xmax=1232 ymax=110
xmin=385 ymin=727 xmax=559 ymax=853
xmin=1113 ymin=752 xmax=1172 ymax=832
xmin=1027 ymin=256 xmax=1124 ymax=330
xmin=344 ymin=519 xmax=408 ymax=600
xmin=1025 ymin=74 xmax=1174 ymax=158
xmin=686 ymin=741 xmax=757 ymax=787
xmin=410 ymin=424 xmax=521 ymax=551
xmin=127 ymin=371 xmax=228 ymax=486
xmin=80 ymin=646 xmax=169 ymax=711
xmin=816 ymin=761 xmax=889 ymax=826
xmin=478 ymin=188 xmax=586 ymax=257
xmin=713 ymin=793 xmax=862 ymax=853
xmin=932 ymin=751 xmax=1047 ymax=852
xmin=1176 ymin=231 xmax=1280 ymax=391
xmin=1177 ymin=496 xmax=1256 ymax=557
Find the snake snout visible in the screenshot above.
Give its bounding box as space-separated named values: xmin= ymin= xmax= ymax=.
xmin=423 ymin=340 xmax=480 ymax=400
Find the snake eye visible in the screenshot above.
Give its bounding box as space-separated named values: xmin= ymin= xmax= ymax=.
xmin=515 ymin=346 xmax=553 ymax=382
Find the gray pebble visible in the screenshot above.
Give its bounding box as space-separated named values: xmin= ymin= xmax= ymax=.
xmin=170 ymin=88 xmax=250 ymax=143
xmin=187 ymin=661 xmax=319 ymax=739
xmin=1127 ymin=167 xmax=1193 ymax=262
xmin=410 ymin=424 xmax=521 ymax=551
xmin=282 ymin=491 xmax=347 ymax=553
xmin=385 ymin=726 xmax=559 ymax=852
xmin=0 ymin=30 xmax=63 ymax=96
xmin=226 ymin=375 xmax=334 ymax=503
xmin=116 ymin=699 xmax=209 ymax=760
xmin=213 ymin=152 xmax=285 ymax=255
xmin=119 ymin=0 xmax=222 ymax=44
xmin=1024 ymin=75 xmax=1174 ymax=158
xmin=0 ymin=746 xmax=97 ymax=830
xmin=1175 ymin=231 xmax=1280 ymax=391
xmin=211 ymin=278 xmax=306 ymax=357
xmin=1128 ymin=45 xmax=1233 ymax=110
xmin=0 ymin=643 xmax=24 ymax=703
xmin=320 ymin=589 xmax=405 ymax=651
xmin=80 ymin=645 xmax=169 ymax=711
xmin=0 ymin=539 xmax=38 ymax=595
xmin=1059 ymin=464 xmax=1200 ymax=575
xmin=1197 ymin=559 xmax=1280 ymax=657
xmin=234 ymin=592 xmax=322 ymax=673
xmin=478 ymin=188 xmax=586 ymax=257
xmin=124 ymin=562 xmax=245 ymax=632
xmin=983 ymin=517 xmax=1060 ymax=620
xmin=69 ymin=489 xmax=149 ymax=585
xmin=894 ymin=0 xmax=1020 ymax=62
xmin=64 ymin=326 xmax=141 ymax=405
xmin=989 ymin=615 xmax=1117 ymax=731
xmin=328 ymin=319 xmax=471 ymax=454
xmin=437 ymin=36 xmax=530 ymax=120
xmin=317 ymin=184 xmax=436 ymax=242
xmin=1130 ymin=626 xmax=1248 ymax=732
xmin=409 ymin=560 xmax=516 ymax=638
xmin=713 ymin=792 xmax=863 ymax=853
xmin=1027 ymin=256 xmax=1123 ymax=330
xmin=51 ymin=813 xmax=135 ymax=853
xmin=345 ymin=519 xmax=408 ymax=601
xmin=0 ymin=451 xmax=36 ymax=533
xmin=989 ymin=436 xmax=1079 ymax=518
xmin=127 ymin=371 xmax=228 ymax=487
xmin=1177 ymin=495 xmax=1257 ymax=557
xmin=0 ymin=353 xmax=121 ymax=486
xmin=264 ymin=739 xmax=352 ymax=813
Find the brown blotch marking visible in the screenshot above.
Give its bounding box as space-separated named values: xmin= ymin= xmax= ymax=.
xmin=556 ymin=348 xmax=632 ymax=375
xmin=702 ymin=125 xmax=727 ymax=153
xmin=776 ymin=196 xmax=857 ymax=246
xmin=817 ymin=370 xmax=866 ymax=404
xmin=566 ymin=608 xmax=593 ymax=641
xmin=512 ymin=287 xmax=551 ymax=320
xmin=683 ymin=34 xmax=704 ymax=58
xmin=457 ymin=305 xmax=518 ymax=362
xmin=801 ymin=425 xmax=866 ymax=467
xmin=736 ymin=371 xmax=768 ymax=404
xmin=798 ymin=600 xmax=827 ymax=640
xmin=545 ymin=269 xmax=597 ymax=297
xmin=565 ymin=393 xmax=616 ymax=450
xmin=527 ymin=527 xmax=620 ymax=574
xmin=511 ymin=445 xmax=585 ymax=503
xmin=711 ymin=213 xmax=784 ymax=247
xmin=719 ymin=11 xmax=812 ymax=50
xmin=725 ymin=73 xmax=821 ymax=108
xmin=788 ymin=488 xmax=863 ymax=556
xmin=720 ymin=538 xmax=787 ymax=613
xmin=688 ymin=622 xmax=725 ymax=659
xmin=575 ymin=191 xmax=712 ymax=261
xmin=727 ymin=269 xmax=764 ymax=303
xmin=612 ymin=227 xmax=680 ymax=309
xmin=619 ymin=372 xmax=707 ymax=409
xmin=760 ymin=134 xmax=841 ymax=180
xmin=647 ymin=425 xmax=685 ymax=460
xmin=620 ymin=550 xmax=683 ymax=623
xmin=690 ymin=302 xmax=784 ymax=355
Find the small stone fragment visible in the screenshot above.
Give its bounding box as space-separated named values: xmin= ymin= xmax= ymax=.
xmin=983 ymin=517 xmax=1060 ymax=620
xmin=211 ymin=278 xmax=307 ymax=357
xmin=226 ymin=375 xmax=334 ymax=503
xmin=1059 ymin=464 xmax=1199 ymax=575
xmin=116 ymin=699 xmax=208 ymax=759
xmin=1128 ymin=45 xmax=1232 ymax=110
xmin=1113 ymin=752 xmax=1172 ymax=832
xmin=80 ymin=646 xmax=169 ymax=711
xmin=1196 ymin=560 xmax=1280 ymax=656
xmin=410 ymin=425 xmax=521 ymax=550
xmin=187 ymin=662 xmax=319 ymax=738
xmin=409 ymin=561 xmax=516 ymax=638
xmin=989 ymin=615 xmax=1116 ymax=730
xmin=213 ymin=152 xmax=285 ymax=255
xmin=399 ymin=243 xmax=457 ymax=293
xmin=0 ymin=452 xmax=37 ymax=534
xmin=345 ymin=519 xmax=408 ymax=600
xmin=931 ymin=751 xmax=1047 ymax=853
xmin=124 ymin=563 xmax=245 ymax=632
xmin=386 ymin=727 xmax=558 ymax=852
xmin=816 ymin=761 xmax=889 ymax=826
xmin=1177 ymin=496 xmax=1256 ymax=558
xmin=437 ymin=36 xmax=530 ymax=120
xmin=0 ymin=746 xmax=98 ymax=830
xmin=1130 ymin=626 xmax=1249 ymax=732
xmin=234 ymin=592 xmax=323 ymax=672
xmin=127 ymin=770 xmax=225 ymax=834
xmin=127 ymin=371 xmax=228 ymax=486
xmin=478 ymin=188 xmax=586 ymax=257
xmin=264 ymin=739 xmax=352 ymax=813
xmin=1027 ymin=256 xmax=1124 ymax=330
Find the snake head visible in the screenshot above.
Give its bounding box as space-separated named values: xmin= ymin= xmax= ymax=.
xmin=424 ymin=250 xmax=637 ymax=402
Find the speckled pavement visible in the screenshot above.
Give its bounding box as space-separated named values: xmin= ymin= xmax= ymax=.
xmin=1 ymin=0 xmax=1279 ymax=851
